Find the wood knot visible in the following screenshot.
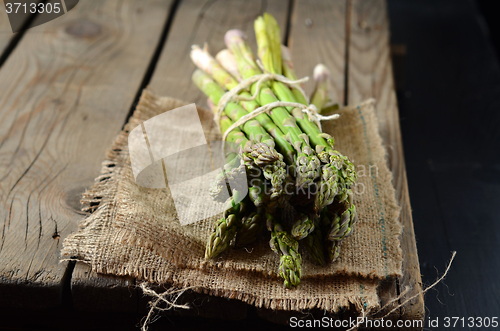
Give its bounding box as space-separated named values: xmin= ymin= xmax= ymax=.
xmin=65 ymin=20 xmax=101 ymax=38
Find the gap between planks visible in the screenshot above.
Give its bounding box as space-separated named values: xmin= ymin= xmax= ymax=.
xmin=65 ymin=0 xmax=423 ymax=324
xmin=0 ymin=0 xmax=174 ymax=309
xmin=69 ymin=0 xmax=292 ymax=315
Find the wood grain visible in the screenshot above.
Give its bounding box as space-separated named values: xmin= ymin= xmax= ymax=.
xmin=0 ymin=6 xmax=15 ymax=50
xmin=254 ymin=0 xmax=348 ymax=323
xmin=287 ymin=0 xmax=347 ymax=105
xmin=0 ymin=3 xmax=36 ymax=53
xmin=68 ymin=0 xmax=291 ymax=317
xmin=0 ymin=0 xmax=173 ymax=308
xmin=347 ymin=0 xmax=424 ymax=324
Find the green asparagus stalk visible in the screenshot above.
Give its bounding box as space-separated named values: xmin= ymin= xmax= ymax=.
xmin=304 ymin=217 xmax=326 ymax=266
xmin=209 ymin=156 xmax=246 ymax=203
xmin=234 ymin=210 xmax=264 ymax=248
xmin=266 ymin=212 xmax=302 ymax=288
xmin=328 ymin=204 xmax=357 ymax=241
xmin=255 ymin=14 xmax=333 ymax=152
xmin=254 ymin=13 xmax=337 ymax=212
xmin=325 ymin=238 xmax=342 ymax=263
xmin=281 ymin=45 xmax=307 ymax=104
xmin=219 ymin=112 xmax=288 ymax=205
xmin=290 ymin=211 xmax=315 ymax=240
xmin=255 ymin=14 xmax=357 ymax=213
xmin=216 ymin=49 xmax=242 ymax=81
xmin=322 ymin=195 xmax=358 ymax=263
xmin=224 ymin=30 xmax=321 ymax=189
xmin=193 ymin=70 xmax=288 ymax=199
xmin=208 ymin=114 xmax=252 ymax=202
xmin=310 ymin=64 xmax=331 ymax=112
xmin=192 ymin=45 xmax=296 ymax=166
xmin=205 ymin=191 xmax=247 ymax=259
xmin=207 ymin=114 xmax=277 ymax=258
xmin=193 ymin=69 xmax=280 ymax=166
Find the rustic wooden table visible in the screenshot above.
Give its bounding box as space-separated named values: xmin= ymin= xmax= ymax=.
xmin=0 ymin=0 xmax=423 ymax=329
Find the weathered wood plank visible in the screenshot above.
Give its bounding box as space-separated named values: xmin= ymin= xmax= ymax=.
xmin=72 ymin=0 xmax=288 ymax=319
xmin=254 ymin=0 xmax=348 ymax=323
xmin=287 ymin=0 xmax=346 ymax=105
xmin=130 ymin=0 xmax=290 ymax=318
xmin=71 ymin=262 xmax=137 ymax=313
xmin=0 ymin=6 xmax=15 ymax=50
xmin=0 ymin=3 xmax=36 ymax=54
xmin=0 ymin=0 xmax=173 ymax=308
xmin=285 ymin=0 xmax=404 ymax=322
xmin=347 ymin=0 xmax=424 ymax=324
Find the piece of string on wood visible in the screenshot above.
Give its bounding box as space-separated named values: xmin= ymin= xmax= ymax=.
xmin=214 ymin=68 xmax=340 ymax=144
xmin=139 ymin=282 xmax=193 ymax=331
xmin=346 ymin=251 xmax=457 ymax=331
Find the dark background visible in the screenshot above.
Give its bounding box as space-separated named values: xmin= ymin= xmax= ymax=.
xmin=2 ymin=1 xmax=497 ymax=330
xmin=388 ymin=0 xmax=500 ymax=326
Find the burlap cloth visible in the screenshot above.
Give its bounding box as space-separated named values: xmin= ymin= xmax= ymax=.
xmin=62 ymin=90 xmax=402 ymax=313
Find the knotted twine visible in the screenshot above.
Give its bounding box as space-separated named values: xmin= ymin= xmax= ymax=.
xmin=136 ymin=251 xmax=456 ymax=330
xmin=214 ymin=64 xmax=340 ymax=143
xmin=345 ymin=251 xmax=457 ymax=331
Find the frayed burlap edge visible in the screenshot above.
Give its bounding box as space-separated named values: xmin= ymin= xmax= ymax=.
xmin=62 ymin=89 xmax=398 ymax=313
xmin=68 ymin=91 xmax=402 ymax=280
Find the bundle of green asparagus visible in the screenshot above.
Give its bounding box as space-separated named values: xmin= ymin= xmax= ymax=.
xmin=190 ymin=13 xmax=358 ymax=288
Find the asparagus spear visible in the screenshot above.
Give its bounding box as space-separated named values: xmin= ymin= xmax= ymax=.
xmin=310 ymin=64 xmax=331 ymax=112
xmin=207 ymin=124 xmax=250 ymax=202
xmin=280 ymin=45 xmax=307 ymax=104
xmin=266 ymin=212 xmax=302 ymax=288
xmin=304 ymin=216 xmax=326 ymax=266
xmin=290 ymin=211 xmax=315 ymax=240
xmin=322 ymin=194 xmax=358 ymax=263
xmin=207 ymin=114 xmax=277 ymax=258
xmin=209 ymin=155 xmax=246 ymax=203
xmin=325 ymin=238 xmax=342 ymax=263
xmin=216 ymin=49 xmax=242 ymax=81
xmin=192 ymin=69 xmax=280 ymax=166
xmin=205 ymin=191 xmax=247 ymax=259
xmin=234 ymin=210 xmax=264 ymax=248
xmin=327 ymin=204 xmax=357 ymax=241
xmin=193 ymin=70 xmax=288 ymax=199
xmin=191 ymin=45 xmax=296 ymax=166
xmin=255 ymin=14 xmax=358 ymax=213
xmin=258 ymin=14 xmax=358 ymax=260
xmin=224 ymin=29 xmax=321 ymax=189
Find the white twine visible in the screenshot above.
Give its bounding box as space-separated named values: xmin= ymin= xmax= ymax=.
xmin=375 ymin=251 xmax=457 ymax=319
xmin=346 ymin=251 xmax=457 ymax=330
xmin=215 ymin=70 xmax=340 ymax=142
xmin=140 ymin=283 xmax=193 ymax=331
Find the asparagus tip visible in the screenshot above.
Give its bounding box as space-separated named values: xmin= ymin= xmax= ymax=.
xmin=313 ymin=64 xmax=331 ymax=83
xmin=207 ymin=98 xmax=215 ymax=112
xmin=216 ymin=49 xmax=242 ymax=81
xmin=190 ymin=45 xmax=213 ymax=74
xmin=224 ymin=29 xmax=247 ymax=47
xmin=280 ymin=44 xmax=292 ymax=61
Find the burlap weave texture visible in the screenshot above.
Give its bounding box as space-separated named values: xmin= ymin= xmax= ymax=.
xmin=62 ymin=90 xmax=402 ymax=312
